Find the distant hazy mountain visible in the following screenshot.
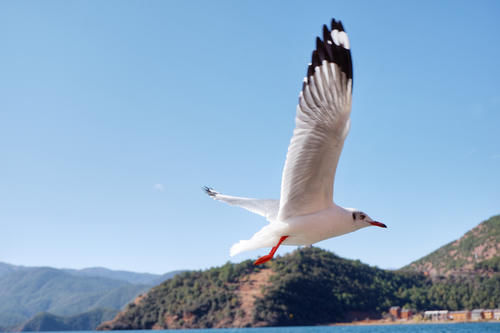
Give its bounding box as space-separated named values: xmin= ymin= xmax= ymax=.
xmin=403 ymin=215 xmax=500 ymax=277
xmin=0 ymin=262 xmax=185 ymax=286
xmin=18 ymin=308 xmax=118 ymax=331
xmin=64 ymin=268 xmax=187 ymax=286
xmin=0 ymin=263 xmax=185 ymax=329
xmin=0 ymin=262 xmax=30 ymax=277
xmin=62 ymin=267 xmax=162 ymax=285
xmin=0 ymin=267 xmax=150 ymax=328
xmin=149 ymin=270 xmax=186 ymax=286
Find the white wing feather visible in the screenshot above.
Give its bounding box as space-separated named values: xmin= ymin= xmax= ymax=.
xmin=204 ymin=187 xmax=279 ymax=220
xmin=278 ymin=60 xmax=352 ymax=221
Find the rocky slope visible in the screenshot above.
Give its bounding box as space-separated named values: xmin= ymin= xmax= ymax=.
xmin=404 ymin=215 xmax=500 ymax=277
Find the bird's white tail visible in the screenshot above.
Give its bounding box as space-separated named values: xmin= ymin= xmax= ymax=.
xmin=230 ymin=222 xmax=288 ymax=256
xmin=230 ymin=240 xmax=258 ymax=256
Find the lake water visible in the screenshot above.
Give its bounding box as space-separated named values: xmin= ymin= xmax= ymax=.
xmin=17 ymin=323 xmax=498 ymax=333
xmin=169 ymin=323 xmax=498 ymax=333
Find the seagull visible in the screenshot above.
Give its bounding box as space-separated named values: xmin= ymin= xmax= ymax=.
xmin=204 ymin=18 xmax=386 ymax=266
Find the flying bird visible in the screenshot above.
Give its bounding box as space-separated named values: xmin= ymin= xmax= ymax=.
xmin=204 ymin=18 xmax=386 ymax=266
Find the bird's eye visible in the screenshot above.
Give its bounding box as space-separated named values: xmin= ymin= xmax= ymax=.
xmin=360 ymin=213 xmax=366 ymax=220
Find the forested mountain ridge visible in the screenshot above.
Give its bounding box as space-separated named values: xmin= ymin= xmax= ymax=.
xmin=0 ymin=262 xmax=178 ymax=285
xmin=18 ymin=308 xmax=119 ymax=332
xmin=0 ymin=264 xmax=184 ymax=330
xmin=98 ymin=246 xmax=500 ymax=330
xmin=0 ymin=262 xmax=30 ymax=277
xmin=61 ymin=267 xmax=161 ymax=285
xmin=0 ymin=267 xmax=150 ymax=328
xmin=403 ymin=215 xmax=500 ymax=277
xmin=5 ymin=216 xmax=499 ymax=330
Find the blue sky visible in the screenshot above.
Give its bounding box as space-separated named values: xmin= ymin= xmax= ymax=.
xmin=1 ymin=1 xmax=499 ymax=274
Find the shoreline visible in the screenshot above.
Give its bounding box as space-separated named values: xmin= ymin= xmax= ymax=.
xmin=332 ymin=319 xmax=500 ymax=326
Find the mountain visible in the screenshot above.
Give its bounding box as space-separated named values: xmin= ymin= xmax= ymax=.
xmin=98 ymin=247 xmax=471 ymax=330
xmin=0 ymin=262 xmax=30 ymax=277
xmin=7 ymin=215 xmax=499 ymax=330
xmin=0 ymin=262 xmax=186 ymax=286
xmin=18 ymin=308 xmax=118 ymax=331
xmin=99 ymin=237 xmax=500 ymax=330
xmin=0 ymin=267 xmax=150 ymax=328
xmin=149 ymin=270 xmax=187 ymax=286
xmin=403 ymin=215 xmax=500 ymax=277
xmin=0 ymin=263 xmax=186 ymax=330
xmin=62 ymin=267 xmax=162 ymax=285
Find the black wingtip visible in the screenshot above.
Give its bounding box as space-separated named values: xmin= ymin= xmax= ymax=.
xmin=316 ymin=37 xmax=328 ymax=63
xmin=331 ymin=18 xmax=336 ymax=29
xmin=338 ymin=20 xmax=345 ymax=32
xmin=304 ymin=17 xmax=353 ymax=86
xmin=311 ymin=50 xmax=320 ymax=70
xmin=322 ymin=24 xmax=330 ymax=39
xmin=203 ymin=186 xmax=217 ymax=197
xmin=331 ymin=18 xmax=344 ymax=32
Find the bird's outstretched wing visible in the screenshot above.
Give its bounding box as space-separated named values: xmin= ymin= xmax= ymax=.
xmin=278 ymin=19 xmax=353 ymax=221
xmin=204 ymin=187 xmax=279 ymax=220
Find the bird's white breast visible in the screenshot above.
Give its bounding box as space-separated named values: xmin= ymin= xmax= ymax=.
xmin=282 ymin=204 xmax=356 ymax=246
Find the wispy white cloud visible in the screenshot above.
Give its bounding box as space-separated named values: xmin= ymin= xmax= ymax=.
xmin=491 ymin=153 xmax=500 ymax=160
xmin=153 ymin=183 xmax=165 ymax=191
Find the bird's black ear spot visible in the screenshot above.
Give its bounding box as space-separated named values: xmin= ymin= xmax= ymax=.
xmin=352 ymin=212 xmax=356 ymax=220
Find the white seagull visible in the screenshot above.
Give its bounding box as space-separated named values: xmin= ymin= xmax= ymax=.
xmin=204 ymin=18 xmax=386 ymax=266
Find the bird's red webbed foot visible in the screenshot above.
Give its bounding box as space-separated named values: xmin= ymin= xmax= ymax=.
xmin=253 ymin=253 xmax=274 ymax=266
xmin=254 ymin=236 xmax=289 ymax=266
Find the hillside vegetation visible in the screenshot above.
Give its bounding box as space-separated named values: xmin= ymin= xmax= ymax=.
xmin=99 ymin=261 xmax=256 ymax=329
xmin=0 ymin=263 xmax=185 ymax=329
xmin=19 ymin=308 xmax=118 ymax=331
xmin=98 ymin=246 xmax=500 ymax=329
xmin=475 ymin=256 xmax=500 ymax=273
xmin=5 ymin=215 xmax=499 ymax=330
xmin=404 ymin=215 xmax=500 ymax=277
xmin=0 ymin=267 xmax=149 ymax=328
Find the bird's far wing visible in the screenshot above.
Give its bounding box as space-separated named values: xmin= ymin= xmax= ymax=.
xmin=204 ymin=187 xmax=279 ymax=220
xmin=278 ymin=19 xmax=353 ymax=221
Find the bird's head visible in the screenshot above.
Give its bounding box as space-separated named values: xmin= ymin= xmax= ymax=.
xmin=351 ymin=210 xmax=387 ymax=229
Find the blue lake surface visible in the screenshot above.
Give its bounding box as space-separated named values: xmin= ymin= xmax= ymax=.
xmin=10 ymin=323 xmax=498 ymax=333
xmin=169 ymin=323 xmax=498 ymax=333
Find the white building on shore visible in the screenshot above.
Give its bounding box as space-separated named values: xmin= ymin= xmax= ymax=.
xmin=424 ymin=310 xmax=449 ymax=321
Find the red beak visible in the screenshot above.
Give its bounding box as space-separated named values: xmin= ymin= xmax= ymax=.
xmin=369 ymin=221 xmax=387 ymax=228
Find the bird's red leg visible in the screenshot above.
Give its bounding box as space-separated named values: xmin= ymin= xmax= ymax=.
xmin=254 ymin=236 xmax=289 ymax=266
